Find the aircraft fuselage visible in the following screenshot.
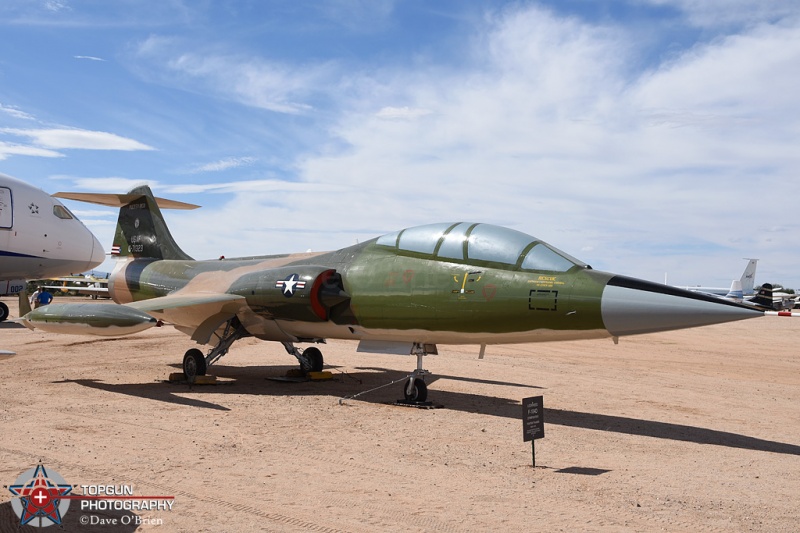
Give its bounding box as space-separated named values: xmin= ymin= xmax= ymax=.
xmin=0 ymin=174 xmax=104 ymax=282
xmin=106 ymin=238 xmax=761 ymax=346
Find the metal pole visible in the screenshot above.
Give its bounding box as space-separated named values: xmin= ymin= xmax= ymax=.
xmin=531 ymin=440 xmax=536 ymax=468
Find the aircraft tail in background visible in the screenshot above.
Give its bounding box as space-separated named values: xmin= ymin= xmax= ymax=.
xmin=739 ymin=259 xmax=758 ymax=296
xmin=749 ymin=283 xmax=775 ymax=310
xmin=725 ymin=280 xmax=744 ymax=302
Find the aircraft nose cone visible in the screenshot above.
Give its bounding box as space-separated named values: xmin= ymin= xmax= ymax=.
xmin=601 ymin=275 xmax=763 ymax=337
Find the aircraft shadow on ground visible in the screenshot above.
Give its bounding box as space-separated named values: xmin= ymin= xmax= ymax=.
xmin=55 ymin=364 xmax=800 ymax=457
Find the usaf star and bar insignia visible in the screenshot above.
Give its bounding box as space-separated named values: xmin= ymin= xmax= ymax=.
xmin=275 ymin=273 xmax=307 ymax=297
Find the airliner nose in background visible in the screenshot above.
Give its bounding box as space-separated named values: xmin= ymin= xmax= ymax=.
xmin=0 ymin=173 xmax=105 ymax=320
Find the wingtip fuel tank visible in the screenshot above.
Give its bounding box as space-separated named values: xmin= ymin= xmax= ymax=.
xmin=22 ymin=303 xmax=158 ymax=336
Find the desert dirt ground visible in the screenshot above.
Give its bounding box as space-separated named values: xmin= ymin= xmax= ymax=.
xmin=1 ymin=295 xmax=799 ymax=532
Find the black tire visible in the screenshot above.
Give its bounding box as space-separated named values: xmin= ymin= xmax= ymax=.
xmin=183 ymin=348 xmax=207 ymax=380
xmin=0 ymin=302 xmax=8 ymax=322
xmin=404 ymin=378 xmax=428 ymax=403
xmin=301 ymin=347 xmax=324 ymax=373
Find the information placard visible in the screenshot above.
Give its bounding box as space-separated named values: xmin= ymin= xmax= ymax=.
xmin=522 ymin=395 xmax=544 ymax=442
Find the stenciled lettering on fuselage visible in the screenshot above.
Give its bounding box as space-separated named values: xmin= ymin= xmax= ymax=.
xmin=452 ymin=270 xmax=483 ymax=299
xmin=275 ymin=273 xmax=306 ymax=297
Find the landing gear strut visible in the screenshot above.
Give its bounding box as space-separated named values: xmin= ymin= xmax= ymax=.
xmin=282 ymin=342 xmax=325 ymax=373
xmin=182 ymin=317 xmax=247 ymax=382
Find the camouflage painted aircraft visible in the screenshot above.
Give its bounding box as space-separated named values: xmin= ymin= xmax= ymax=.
xmin=21 ymin=186 xmax=774 ymax=401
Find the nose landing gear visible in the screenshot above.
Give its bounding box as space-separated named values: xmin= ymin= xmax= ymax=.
xmin=400 ymin=342 xmax=436 ymax=404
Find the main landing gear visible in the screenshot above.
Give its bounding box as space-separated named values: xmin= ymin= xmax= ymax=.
xmin=180 ymin=316 xmax=326 ymax=382
xmin=182 ymin=317 xmax=247 ymax=382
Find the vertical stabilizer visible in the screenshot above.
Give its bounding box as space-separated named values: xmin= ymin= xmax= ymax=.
xmin=113 ymin=186 xmax=193 ymax=260
xmin=53 ymin=187 xmax=199 ymax=260
xmin=750 ymin=283 xmax=774 ymax=310
xmin=739 ymin=259 xmax=758 ymax=295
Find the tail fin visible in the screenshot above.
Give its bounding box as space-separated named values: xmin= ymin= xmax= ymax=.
xmin=54 ymin=186 xmax=199 ymax=260
xmin=739 ymin=258 xmax=758 ymax=295
xmin=724 ymin=280 xmax=743 ymax=302
xmin=750 ymin=283 xmax=774 ymax=310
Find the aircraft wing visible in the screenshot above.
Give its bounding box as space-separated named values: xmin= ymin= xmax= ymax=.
xmin=126 ymin=293 xmax=249 ymax=344
xmin=126 ymin=293 xmax=246 ymax=313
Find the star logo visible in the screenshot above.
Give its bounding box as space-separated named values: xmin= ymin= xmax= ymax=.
xmin=275 ymin=273 xmax=306 ymax=297
xmin=28 ymin=203 xmax=39 ymax=214
xmin=8 ymin=464 xmax=73 ymax=527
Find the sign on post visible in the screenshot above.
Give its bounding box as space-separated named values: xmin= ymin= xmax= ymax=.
xmin=522 ymin=395 xmax=544 ymax=467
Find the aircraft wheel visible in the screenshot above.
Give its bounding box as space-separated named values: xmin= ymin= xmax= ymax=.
xmin=301 ymin=347 xmax=324 ymax=373
xmin=183 ymin=348 xmax=207 ymax=380
xmin=404 ymin=378 xmax=428 ymax=403
xmin=0 ymin=302 xmax=8 ymax=322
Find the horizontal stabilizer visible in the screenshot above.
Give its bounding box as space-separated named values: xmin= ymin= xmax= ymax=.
xmin=53 ymin=192 xmax=199 ymax=210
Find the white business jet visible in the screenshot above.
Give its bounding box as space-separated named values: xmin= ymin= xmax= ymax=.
xmin=0 ymin=173 xmax=105 ymax=321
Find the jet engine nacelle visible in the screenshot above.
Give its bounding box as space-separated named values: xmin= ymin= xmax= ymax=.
xmin=230 ymin=266 xmax=349 ymax=323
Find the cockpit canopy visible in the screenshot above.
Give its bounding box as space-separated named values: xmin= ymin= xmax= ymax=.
xmin=376 ymin=222 xmax=588 ymax=272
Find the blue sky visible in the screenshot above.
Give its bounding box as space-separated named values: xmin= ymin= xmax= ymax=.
xmin=1 ymin=0 xmax=799 ymax=288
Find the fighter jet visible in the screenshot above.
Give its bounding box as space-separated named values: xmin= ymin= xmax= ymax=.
xmin=21 ymin=185 xmax=774 ymax=401
xmin=0 ymin=174 xmax=105 ymax=321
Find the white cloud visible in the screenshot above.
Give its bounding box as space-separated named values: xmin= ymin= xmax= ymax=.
xmin=375 ymin=106 xmax=433 ymax=120
xmin=68 ymin=209 xmax=116 ymax=218
xmin=0 ymin=103 xmax=36 ymax=121
xmin=265 ymin=4 xmax=800 ymax=284
xmin=134 ymin=36 xmax=336 ymax=114
xmin=10 ymin=3 xmax=798 ymax=286
xmin=2 ymin=128 xmax=155 ymax=151
xmin=188 ymin=156 xmax=257 ymax=173
xmin=0 ymin=141 xmax=63 ymax=160
xmin=44 ymin=0 xmax=69 ymax=13
xmin=74 ymin=55 xmax=106 ymax=61
xmin=641 ymin=0 xmax=800 ymax=28
xmin=317 ymin=0 xmax=395 ymax=32
xmin=67 ymin=177 xmax=158 ymax=192
xmin=163 ymin=179 xmax=343 ymax=195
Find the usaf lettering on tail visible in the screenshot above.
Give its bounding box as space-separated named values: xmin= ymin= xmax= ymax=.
xmin=20 ymin=186 xmax=775 ymax=401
